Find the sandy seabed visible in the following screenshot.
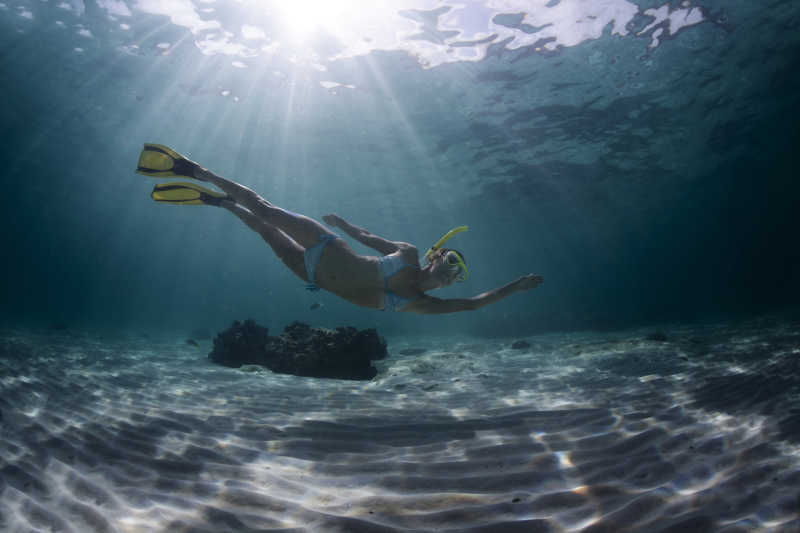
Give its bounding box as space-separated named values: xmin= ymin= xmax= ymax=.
xmin=1 ymin=316 xmax=799 ymax=533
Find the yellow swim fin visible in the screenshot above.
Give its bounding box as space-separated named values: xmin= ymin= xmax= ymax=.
xmin=136 ymin=143 xmax=198 ymax=178
xmin=151 ymin=182 xmax=228 ymax=206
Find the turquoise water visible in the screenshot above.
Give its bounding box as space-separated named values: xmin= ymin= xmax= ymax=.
xmin=1 ymin=0 xmax=798 ymax=337
xmin=2 ymin=3 xmax=800 ymax=531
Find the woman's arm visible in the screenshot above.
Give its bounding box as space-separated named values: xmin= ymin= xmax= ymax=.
xmin=407 ymin=274 xmax=544 ymax=314
xmin=323 ymin=214 xmax=406 ymax=255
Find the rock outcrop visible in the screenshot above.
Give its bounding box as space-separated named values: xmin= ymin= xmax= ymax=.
xmin=209 ymin=320 xmax=387 ymax=380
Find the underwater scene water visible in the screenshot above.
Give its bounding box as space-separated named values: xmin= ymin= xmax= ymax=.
xmin=1 ymin=1 xmax=800 ymax=531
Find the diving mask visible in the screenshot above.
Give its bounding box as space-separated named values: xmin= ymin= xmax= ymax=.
xmin=443 ymin=250 xmax=469 ymax=282
xmin=425 ymin=226 xmax=470 ymax=282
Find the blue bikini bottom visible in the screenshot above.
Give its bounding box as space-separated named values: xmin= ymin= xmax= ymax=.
xmin=304 ymin=234 xmax=341 ymax=291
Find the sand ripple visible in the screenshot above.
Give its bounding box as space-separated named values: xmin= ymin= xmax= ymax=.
xmin=1 ymin=318 xmax=799 ymax=532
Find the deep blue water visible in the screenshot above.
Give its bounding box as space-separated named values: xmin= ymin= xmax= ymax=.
xmin=1 ymin=0 xmax=798 ymax=337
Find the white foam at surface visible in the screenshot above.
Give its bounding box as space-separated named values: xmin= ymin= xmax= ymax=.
xmin=320 ymin=81 xmax=355 ymax=89
xmin=69 ymin=0 xmax=85 ymax=15
xmin=134 ymin=0 xmax=220 ymax=34
xmin=195 ymin=32 xmax=258 ymax=57
xmin=97 ymin=0 xmax=132 ymax=17
xmin=241 ymin=24 xmax=265 ymax=40
xmin=53 ymin=0 xmax=705 ymax=68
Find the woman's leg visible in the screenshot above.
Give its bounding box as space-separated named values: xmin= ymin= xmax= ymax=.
xmin=220 ymin=200 xmax=309 ymax=283
xmin=195 ymin=167 xmax=333 ymax=248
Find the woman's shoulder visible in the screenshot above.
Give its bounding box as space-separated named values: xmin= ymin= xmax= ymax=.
xmin=392 ymin=241 xmax=416 ymax=251
xmin=394 ymin=242 xmax=420 ymax=262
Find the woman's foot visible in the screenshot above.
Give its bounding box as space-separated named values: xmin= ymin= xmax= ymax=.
xmin=193 ymin=165 xmax=212 ymax=182
xmin=136 ymin=143 xmax=200 ymax=180
xmin=151 ymin=182 xmax=230 ymax=206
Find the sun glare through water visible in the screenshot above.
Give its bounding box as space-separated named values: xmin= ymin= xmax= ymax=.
xmin=270 ymin=0 xmax=366 ymax=43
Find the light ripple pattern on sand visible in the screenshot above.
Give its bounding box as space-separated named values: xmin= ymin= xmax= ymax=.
xmin=1 ymin=316 xmax=800 ymax=532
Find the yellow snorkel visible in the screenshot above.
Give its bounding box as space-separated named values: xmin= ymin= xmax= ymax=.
xmin=424 ymin=226 xmax=470 ymax=282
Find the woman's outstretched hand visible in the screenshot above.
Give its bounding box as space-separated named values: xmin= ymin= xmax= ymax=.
xmin=515 ymin=274 xmax=544 ymax=291
xmin=323 ymin=214 xmax=344 ymax=227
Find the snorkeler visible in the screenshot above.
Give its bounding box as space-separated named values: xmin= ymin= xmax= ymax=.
xmin=137 ymin=144 xmax=543 ymax=314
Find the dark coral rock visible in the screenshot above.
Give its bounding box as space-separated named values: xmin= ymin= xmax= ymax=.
xmin=208 ymin=319 xmax=270 ymax=368
xmin=511 ymin=340 xmax=531 ymax=350
xmin=646 ymin=331 xmax=668 ymax=342
xmin=209 ymin=320 xmax=387 ymax=380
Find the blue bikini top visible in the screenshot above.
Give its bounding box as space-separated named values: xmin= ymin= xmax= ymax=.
xmin=378 ymin=254 xmax=419 ymax=311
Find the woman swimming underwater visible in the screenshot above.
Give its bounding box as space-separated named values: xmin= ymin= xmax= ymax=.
xmin=137 ymin=144 xmax=543 ymax=314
